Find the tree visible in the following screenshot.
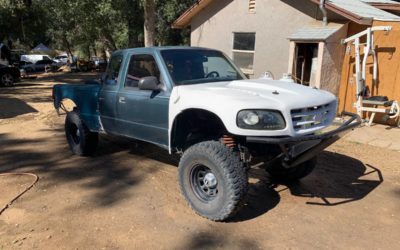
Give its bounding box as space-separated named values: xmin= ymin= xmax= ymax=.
xmin=143 ymin=0 xmax=156 ymax=47
xmin=155 ymin=0 xmax=194 ymax=46
xmin=0 ymin=0 xmax=195 ymax=57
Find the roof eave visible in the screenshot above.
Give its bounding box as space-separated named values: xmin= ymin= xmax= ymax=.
xmin=172 ymin=0 xmax=215 ymax=29
xmin=309 ymin=0 xmax=373 ymax=25
xmin=370 ymin=3 xmax=400 ymax=11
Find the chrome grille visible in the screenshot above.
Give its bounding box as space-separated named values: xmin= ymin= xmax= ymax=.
xmin=291 ymin=102 xmax=336 ymax=132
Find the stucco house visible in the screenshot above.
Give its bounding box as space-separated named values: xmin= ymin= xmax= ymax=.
xmin=173 ymin=0 xmax=400 ymax=96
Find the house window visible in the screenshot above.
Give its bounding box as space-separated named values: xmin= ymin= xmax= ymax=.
xmin=232 ymin=32 xmax=256 ymax=75
xmin=249 ymin=0 xmax=256 ymax=13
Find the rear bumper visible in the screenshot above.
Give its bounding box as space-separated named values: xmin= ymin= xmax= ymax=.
xmin=246 ymin=112 xmax=361 ymax=168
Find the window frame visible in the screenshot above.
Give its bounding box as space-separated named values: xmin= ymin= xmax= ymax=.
xmin=124 ymin=53 xmax=162 ymax=90
xmin=232 ymin=32 xmax=256 ymax=75
xmin=103 ymin=54 xmax=124 ymax=89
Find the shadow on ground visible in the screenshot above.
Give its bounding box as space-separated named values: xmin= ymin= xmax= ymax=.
xmin=0 ymin=131 xmax=159 ymax=207
xmin=0 ymin=129 xmax=384 ymax=220
xmin=180 ymin=231 xmax=260 ymax=249
xmin=231 ymin=150 xmax=383 ymax=221
xmin=285 ymin=151 xmax=383 ymax=206
xmin=0 ymin=97 xmax=38 ymax=118
xmin=32 ymin=72 xmax=101 ymax=84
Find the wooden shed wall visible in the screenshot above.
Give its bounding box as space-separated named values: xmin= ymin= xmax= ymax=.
xmin=338 ymin=21 xmax=400 ymax=126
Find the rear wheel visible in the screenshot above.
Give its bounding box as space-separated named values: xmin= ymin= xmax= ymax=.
xmin=266 ymin=157 xmax=317 ymax=183
xmin=1 ymin=73 xmax=15 ymax=87
xmin=178 ymin=141 xmax=248 ymax=221
xmin=65 ymin=111 xmax=98 ymax=156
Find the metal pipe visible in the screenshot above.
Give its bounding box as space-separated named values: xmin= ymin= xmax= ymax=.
xmin=319 ymin=0 xmax=328 ymax=26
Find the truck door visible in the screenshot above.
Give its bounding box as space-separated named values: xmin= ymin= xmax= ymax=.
xmin=116 ymin=53 xmax=169 ymax=148
xmin=99 ymin=54 xmax=124 ymax=134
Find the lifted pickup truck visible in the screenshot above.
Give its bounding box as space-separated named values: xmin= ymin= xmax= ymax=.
xmin=53 ymin=47 xmax=360 ymax=221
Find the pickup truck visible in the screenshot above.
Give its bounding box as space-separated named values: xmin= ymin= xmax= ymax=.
xmin=52 ymin=47 xmax=360 ymax=221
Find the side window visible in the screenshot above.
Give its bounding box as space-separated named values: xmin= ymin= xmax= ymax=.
xmin=105 ymin=55 xmax=123 ymax=85
xmin=125 ymin=54 xmax=160 ymax=88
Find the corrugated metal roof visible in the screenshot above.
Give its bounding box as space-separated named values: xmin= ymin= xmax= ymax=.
xmin=328 ymin=0 xmax=400 ymax=21
xmin=288 ymin=22 xmax=345 ymax=41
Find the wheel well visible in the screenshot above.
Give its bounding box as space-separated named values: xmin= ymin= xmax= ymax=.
xmin=60 ymin=98 xmax=78 ymax=112
xmin=171 ymin=109 xmax=228 ymax=151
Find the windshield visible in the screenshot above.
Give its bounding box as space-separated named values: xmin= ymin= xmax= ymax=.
xmin=161 ymin=49 xmax=245 ymax=86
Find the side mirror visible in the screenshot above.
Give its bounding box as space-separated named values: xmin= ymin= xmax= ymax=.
xmin=138 ymin=76 xmax=159 ymax=91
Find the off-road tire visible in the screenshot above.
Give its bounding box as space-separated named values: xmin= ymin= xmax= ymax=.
xmin=1 ymin=73 xmax=15 ymax=87
xmin=178 ymin=141 xmax=248 ymax=221
xmin=65 ymin=111 xmax=98 ymax=156
xmin=266 ymin=157 xmax=317 ymax=183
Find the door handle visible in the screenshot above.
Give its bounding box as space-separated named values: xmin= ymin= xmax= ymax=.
xmin=119 ymin=96 xmax=126 ymax=104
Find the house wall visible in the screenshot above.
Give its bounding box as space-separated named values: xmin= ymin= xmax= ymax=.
xmin=319 ymin=23 xmax=348 ymax=95
xmin=190 ymin=0 xmax=339 ymax=79
xmin=338 ymin=21 xmax=400 ymax=126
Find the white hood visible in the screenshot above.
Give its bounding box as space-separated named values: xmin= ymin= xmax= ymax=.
xmin=169 ymin=78 xmax=337 ymax=140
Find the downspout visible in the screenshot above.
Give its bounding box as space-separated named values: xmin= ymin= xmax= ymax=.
xmin=319 ymin=0 xmax=328 ymax=26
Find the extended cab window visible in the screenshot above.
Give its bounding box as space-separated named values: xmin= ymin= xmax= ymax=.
xmin=125 ymin=54 xmax=160 ymax=88
xmin=104 ymin=55 xmax=123 ymax=85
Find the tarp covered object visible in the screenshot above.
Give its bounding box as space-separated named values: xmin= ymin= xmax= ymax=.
xmin=32 ymin=43 xmax=52 ymax=52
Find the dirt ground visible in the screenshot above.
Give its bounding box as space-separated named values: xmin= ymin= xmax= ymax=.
xmin=0 ymin=73 xmax=399 ymax=249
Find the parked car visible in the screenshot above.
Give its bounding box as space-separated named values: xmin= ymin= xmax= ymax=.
xmin=21 ymin=59 xmax=57 ymax=73
xmin=52 ymin=47 xmax=361 ymax=221
xmin=0 ymin=64 xmax=21 ymax=86
xmin=53 ymin=55 xmax=69 ymax=66
xmin=90 ymin=56 xmax=107 ymax=71
xmin=14 ymin=60 xmax=32 ymax=68
xmin=20 ymin=54 xmax=52 ymax=64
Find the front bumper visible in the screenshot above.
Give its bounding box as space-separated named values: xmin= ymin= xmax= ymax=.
xmin=246 ymin=112 xmax=361 ymax=168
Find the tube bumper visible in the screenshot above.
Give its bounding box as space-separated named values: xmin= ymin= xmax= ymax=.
xmin=246 ymin=112 xmax=361 ymax=168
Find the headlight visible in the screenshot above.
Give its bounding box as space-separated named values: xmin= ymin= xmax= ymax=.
xmin=237 ymin=110 xmax=286 ymax=130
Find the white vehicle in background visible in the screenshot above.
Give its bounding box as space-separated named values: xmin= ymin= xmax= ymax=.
xmin=53 ymin=54 xmax=69 ymax=66
xmin=20 ymin=54 xmax=52 ymax=64
xmin=21 ymin=59 xmax=57 ymax=73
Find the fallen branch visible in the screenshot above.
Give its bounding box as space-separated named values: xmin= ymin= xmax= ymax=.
xmin=0 ymin=173 xmax=39 ymax=215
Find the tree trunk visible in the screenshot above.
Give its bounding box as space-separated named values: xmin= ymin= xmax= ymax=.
xmin=63 ymin=33 xmax=74 ymax=63
xmin=143 ymin=0 xmax=156 ymax=47
xmin=127 ymin=0 xmax=143 ymax=48
xmin=101 ymin=31 xmax=118 ymax=52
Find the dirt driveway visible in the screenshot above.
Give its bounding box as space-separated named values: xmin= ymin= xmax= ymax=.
xmin=0 ymin=73 xmax=399 ymax=249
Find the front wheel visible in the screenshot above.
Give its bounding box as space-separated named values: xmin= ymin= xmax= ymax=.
xmin=178 ymin=141 xmax=248 ymax=221
xmin=266 ymin=157 xmax=317 ymax=183
xmin=65 ymin=111 xmax=98 ymax=156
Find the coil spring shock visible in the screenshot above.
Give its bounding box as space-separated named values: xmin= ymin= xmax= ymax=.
xmin=221 ymin=135 xmax=236 ymax=148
